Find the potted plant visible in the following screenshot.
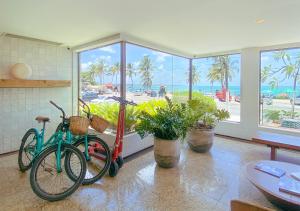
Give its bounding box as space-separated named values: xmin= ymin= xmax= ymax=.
xmin=135 ymin=97 xmax=189 ymax=168
xmin=186 ymin=94 xmax=230 ymax=152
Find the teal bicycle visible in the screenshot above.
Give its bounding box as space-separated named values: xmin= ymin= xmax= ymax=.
xmin=19 ymin=99 xmax=111 ymax=198
xmin=18 ymin=101 xmax=87 ymax=201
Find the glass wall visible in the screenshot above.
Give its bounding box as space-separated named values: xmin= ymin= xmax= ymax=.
xmin=79 ymin=43 xmax=121 ymax=100
xmin=125 ymin=43 xmax=189 ymax=104
xmin=260 ymin=48 xmax=300 ymax=130
xmin=79 ymin=43 xmax=120 ymax=131
xmin=193 ymin=54 xmax=241 ymax=122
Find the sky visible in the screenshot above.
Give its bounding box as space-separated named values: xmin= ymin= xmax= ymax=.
xmin=79 ymin=43 xmax=299 ymax=88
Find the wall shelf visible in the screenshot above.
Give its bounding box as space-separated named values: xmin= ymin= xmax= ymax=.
xmin=0 ymin=79 xmax=71 ymax=88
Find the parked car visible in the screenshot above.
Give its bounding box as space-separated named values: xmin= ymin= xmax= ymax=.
xmin=82 ymin=91 xmax=98 ymax=102
xmin=91 ymin=96 xmax=114 ymax=104
xmin=261 ymin=92 xmax=273 ymax=105
xmin=150 ymin=91 xmax=157 ymax=97
xmin=290 ymin=96 xmax=300 ymax=105
xmin=133 ymin=89 xmax=143 ymax=96
xmin=261 ymin=97 xmax=273 ymax=105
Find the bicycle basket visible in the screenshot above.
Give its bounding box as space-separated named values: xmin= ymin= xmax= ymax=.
xmin=69 ymin=116 xmax=90 ymax=135
xmin=90 ymin=115 xmax=109 ymax=133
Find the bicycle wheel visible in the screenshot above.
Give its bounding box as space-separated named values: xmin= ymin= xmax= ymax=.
xmin=65 ymin=136 xmax=111 ymax=185
xmin=18 ymin=128 xmax=38 ymax=172
xmin=30 ymin=144 xmax=86 ymax=201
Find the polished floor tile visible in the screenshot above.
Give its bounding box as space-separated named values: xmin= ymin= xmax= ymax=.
xmin=1 ymin=136 xmax=299 ymax=211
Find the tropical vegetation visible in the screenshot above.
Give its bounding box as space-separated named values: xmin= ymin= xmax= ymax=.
xmin=135 ymin=97 xmax=189 ymax=140
xmin=186 ymin=93 xmax=230 ymax=129
xmin=262 ymin=50 xmax=300 ymax=118
xmin=138 ymin=55 xmax=155 ymax=90
xmin=87 ymin=99 xmax=167 ymax=133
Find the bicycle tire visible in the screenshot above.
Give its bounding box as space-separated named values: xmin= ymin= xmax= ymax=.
xmin=30 ymin=143 xmax=86 ymax=201
xmin=65 ymin=136 xmax=111 ymax=185
xmin=18 ymin=128 xmax=38 ymax=172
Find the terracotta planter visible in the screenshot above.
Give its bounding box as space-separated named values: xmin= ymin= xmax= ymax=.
xmin=154 ymin=138 xmax=180 ymax=168
xmin=187 ymin=128 xmax=214 ymax=153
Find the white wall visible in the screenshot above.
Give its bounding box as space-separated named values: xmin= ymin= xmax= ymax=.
xmin=0 ymin=36 xmax=72 ymax=154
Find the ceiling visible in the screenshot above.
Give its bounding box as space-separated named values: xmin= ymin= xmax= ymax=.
xmin=1 ymin=0 xmax=300 ymax=56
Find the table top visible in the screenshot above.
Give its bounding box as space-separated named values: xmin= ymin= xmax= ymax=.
xmin=252 ymin=131 xmax=300 ymax=149
xmin=246 ymin=160 xmax=300 ymax=206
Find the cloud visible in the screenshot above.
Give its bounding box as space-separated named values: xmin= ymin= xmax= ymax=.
xmin=100 ymin=46 xmax=116 ymax=54
xmin=133 ymin=61 xmax=140 ymax=67
xmin=152 ymin=51 xmax=171 ymax=63
xmin=80 ymin=62 xmax=92 ymax=70
xmin=158 ymin=64 xmax=164 ymax=70
xmin=99 ymin=55 xmax=112 ymax=62
xmin=261 ymin=56 xmax=269 ymax=62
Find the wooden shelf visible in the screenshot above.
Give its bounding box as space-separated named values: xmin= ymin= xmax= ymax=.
xmin=0 ymin=79 xmax=71 ymax=88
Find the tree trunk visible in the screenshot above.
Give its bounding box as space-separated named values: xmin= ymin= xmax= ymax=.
xmin=225 ymin=70 xmax=230 ymax=110
xmin=291 ymin=76 xmax=297 ymax=119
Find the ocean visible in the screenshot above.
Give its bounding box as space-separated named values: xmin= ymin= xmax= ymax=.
xmin=126 ymin=84 xmax=300 ymax=96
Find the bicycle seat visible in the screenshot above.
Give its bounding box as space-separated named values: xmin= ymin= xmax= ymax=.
xmin=35 ymin=116 xmax=50 ymax=123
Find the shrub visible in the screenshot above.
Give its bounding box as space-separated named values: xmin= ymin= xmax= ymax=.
xmin=89 ymin=103 xmax=138 ymax=133
xmin=274 ymin=93 xmax=289 ymax=99
xmin=186 ymin=93 xmax=229 ymax=129
xmin=87 ymin=99 xmax=167 ymax=133
xmin=135 ymin=97 xmax=189 ymax=140
xmin=264 ymin=110 xmax=281 ymax=123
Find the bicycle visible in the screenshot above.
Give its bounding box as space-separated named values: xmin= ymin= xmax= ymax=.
xmin=18 ymin=101 xmax=71 ymax=171
xmin=19 ymin=100 xmax=111 ymax=186
xmin=18 ymin=101 xmax=87 ymax=201
xmin=64 ymin=98 xmax=111 ymax=185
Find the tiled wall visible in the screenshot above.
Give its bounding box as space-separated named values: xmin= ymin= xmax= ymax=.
xmin=0 ymin=36 xmax=73 ymax=153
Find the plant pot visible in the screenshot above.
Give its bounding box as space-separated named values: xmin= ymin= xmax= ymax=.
xmin=154 ymin=138 xmax=180 ymax=168
xmin=187 ymin=128 xmax=214 ymax=153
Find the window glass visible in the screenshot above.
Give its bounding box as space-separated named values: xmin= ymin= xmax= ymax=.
xmin=126 ymin=43 xmax=189 ymax=104
xmin=193 ymin=54 xmax=241 ymax=122
xmin=79 ymin=43 xmax=120 ymax=132
xmin=260 ymin=49 xmax=300 ymax=130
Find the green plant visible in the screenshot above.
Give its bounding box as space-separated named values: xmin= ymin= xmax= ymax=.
xmin=264 ymin=110 xmax=281 ymax=123
xmin=88 ymin=103 xmax=138 ymax=133
xmin=274 ymin=93 xmax=289 ymax=99
xmin=136 ymin=99 xmax=167 ymax=115
xmin=135 ymin=97 xmax=189 ymax=140
xmin=186 ymin=93 xmax=229 ymax=129
xmin=86 ymin=99 xmax=167 ymax=133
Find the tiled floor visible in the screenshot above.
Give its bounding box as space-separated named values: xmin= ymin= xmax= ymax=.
xmin=1 ymin=136 xmax=299 ymax=211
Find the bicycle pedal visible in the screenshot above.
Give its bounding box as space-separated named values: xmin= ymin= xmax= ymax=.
xmin=44 ymin=167 xmax=53 ymax=173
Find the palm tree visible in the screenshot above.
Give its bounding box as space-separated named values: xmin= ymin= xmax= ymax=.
xmin=127 ymin=63 xmax=136 ymax=88
xmin=109 ymin=62 xmax=120 ymax=84
xmin=80 ymin=70 xmax=96 ymax=85
xmin=186 ymin=65 xmax=200 ymax=86
xmin=88 ymin=59 xmax=107 ymax=84
xmin=262 ymin=50 xmax=300 ymax=118
xmin=208 ymin=55 xmax=236 ymax=103
xmin=138 ymin=55 xmax=154 ymax=90
xmin=207 ymin=68 xmax=220 ymax=93
xmin=191 ymin=65 xmax=200 ymax=86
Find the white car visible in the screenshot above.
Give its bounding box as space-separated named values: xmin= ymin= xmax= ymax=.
xmin=91 ymin=96 xmax=114 ymax=104
xmin=291 ymin=96 xmax=300 ymax=105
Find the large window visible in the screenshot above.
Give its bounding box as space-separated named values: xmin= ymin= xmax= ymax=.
xmin=79 ymin=43 xmax=120 ymax=132
xmin=260 ymin=49 xmax=300 ymax=130
xmin=193 ymin=54 xmax=241 ymax=122
xmin=79 ymin=43 xmax=121 ymax=100
xmin=126 ymin=43 xmax=189 ymax=104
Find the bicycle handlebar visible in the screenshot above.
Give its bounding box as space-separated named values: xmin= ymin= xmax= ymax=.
xmin=50 ymin=100 xmax=66 ymax=120
xmin=107 ymin=96 xmax=137 ymax=106
xmin=78 ymin=98 xmax=91 ymax=118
